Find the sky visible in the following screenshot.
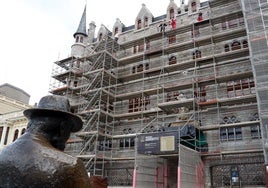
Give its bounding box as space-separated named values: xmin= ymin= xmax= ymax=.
xmin=0 ymin=0 xmax=194 ymax=105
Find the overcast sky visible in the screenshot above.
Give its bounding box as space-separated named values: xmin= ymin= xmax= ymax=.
xmin=0 ymin=0 xmax=195 ymax=105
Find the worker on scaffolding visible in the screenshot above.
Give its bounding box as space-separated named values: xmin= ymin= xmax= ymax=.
xmin=159 ymin=20 xmax=168 ymax=33
xmin=170 ymin=17 xmax=177 ymax=30
xmin=0 ymin=95 xmax=92 ymax=188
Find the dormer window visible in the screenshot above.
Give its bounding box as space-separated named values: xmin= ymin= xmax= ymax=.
xmin=137 ymin=19 xmax=142 ymax=29
xmin=144 ymin=17 xmax=148 ymax=27
xmin=170 ymin=8 xmax=175 ymax=19
xmin=191 ymin=2 xmax=197 ymax=12
xmin=99 ymin=33 xmax=103 ymax=41
xmin=114 ymin=27 xmax=119 ymax=35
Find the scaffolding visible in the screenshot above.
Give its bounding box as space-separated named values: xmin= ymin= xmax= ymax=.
xmin=49 ymin=0 xmax=267 ymax=187
xmin=241 ymin=0 xmax=268 ymax=164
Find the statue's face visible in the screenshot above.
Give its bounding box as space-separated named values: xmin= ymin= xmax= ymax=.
xmin=50 ymin=120 xmax=72 ymax=151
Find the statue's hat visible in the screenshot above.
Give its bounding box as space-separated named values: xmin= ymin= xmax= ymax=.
xmin=23 ymin=95 xmax=82 ymax=132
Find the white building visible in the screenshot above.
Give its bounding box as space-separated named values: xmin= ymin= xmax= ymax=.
xmin=0 ymin=83 xmax=31 ymax=150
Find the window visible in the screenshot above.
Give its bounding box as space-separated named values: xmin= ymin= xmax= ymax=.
xmin=170 ymin=8 xmax=175 ymax=19
xmin=228 ymin=19 xmax=237 ymax=28
xmin=145 ymin=63 xmax=149 ymax=70
xmin=137 ymin=19 xmax=142 ymax=29
xmin=239 ymin=17 xmax=244 ymax=26
xmin=221 ymin=21 xmax=227 ymax=30
xmin=192 ymin=26 xmax=200 ymax=37
xmin=220 ymin=127 xmax=242 ymax=142
xmin=129 ymin=96 xmax=150 ymax=112
xmin=146 ymin=41 xmax=150 ymax=50
xmin=4 ymin=127 xmax=10 ymax=145
xmin=242 ymin=40 xmax=248 ymax=48
xmin=133 ymin=46 xmax=137 ymax=54
xmin=99 ymin=140 xmax=112 ymax=151
xmin=224 ymin=44 xmax=230 ymax=52
xmin=144 ymin=17 xmax=148 ymax=27
xmin=169 ymin=35 xmax=176 ymax=44
xmin=114 ymin=27 xmax=118 ymax=35
xmin=0 ymin=127 xmax=3 ymax=142
xmin=137 ymin=64 xmax=143 ymax=72
xmin=169 ymin=56 xmax=177 ymax=65
xmin=191 ymin=2 xmax=197 ymax=12
xmin=231 ymin=41 xmax=241 ymax=50
xmin=193 ymin=50 xmax=201 ymax=59
xmin=167 ymin=91 xmax=179 ymax=102
xmin=138 ymin=43 xmax=144 ymax=52
xmin=21 ymin=128 xmax=26 ymax=135
xmin=98 ymin=33 xmax=103 ymax=41
xmin=119 ymin=138 xmax=135 ymax=149
xmin=79 ymin=36 xmax=83 ymax=43
xmin=132 ymin=66 xmax=136 ymax=74
xmin=75 ymin=36 xmax=79 ymax=43
xmin=251 ymin=125 xmax=262 ymax=139
xmin=13 ymin=129 xmax=19 ymax=142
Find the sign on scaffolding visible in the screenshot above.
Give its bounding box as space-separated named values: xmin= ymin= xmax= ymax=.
xmin=137 ymin=131 xmax=178 ymax=155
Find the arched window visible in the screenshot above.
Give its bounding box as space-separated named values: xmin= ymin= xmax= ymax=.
xmin=4 ymin=127 xmax=10 ymax=145
xmin=193 ymin=50 xmax=201 ymax=59
xmin=79 ymin=36 xmax=83 ymax=43
xmin=137 ymin=64 xmax=143 ymax=72
xmin=242 ymin=40 xmax=248 ymax=48
xmin=144 ymin=17 xmax=148 ymax=27
xmin=191 ymin=2 xmax=197 ymax=12
xmin=169 ymin=56 xmax=177 ymax=65
xmin=145 ymin=63 xmax=149 ymax=70
xmin=114 ymin=27 xmax=118 ymax=35
xmin=13 ymin=129 xmax=19 ymax=142
xmin=224 ymin=44 xmax=230 ymax=52
xmin=98 ymin=33 xmax=103 ymax=41
xmin=0 ymin=127 xmax=3 ymax=142
xmin=75 ymin=36 xmax=79 ymax=43
xmin=21 ymin=128 xmax=26 ymax=135
xmin=137 ymin=19 xmax=142 ymax=29
xmin=170 ymin=8 xmax=175 ymax=19
xmin=231 ymin=41 xmax=241 ymax=50
xmin=133 ymin=46 xmax=137 ymax=54
xmin=132 ymin=66 xmax=136 ymax=74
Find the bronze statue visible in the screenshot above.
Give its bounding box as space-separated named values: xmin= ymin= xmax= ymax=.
xmin=0 ymin=95 xmax=92 ymax=188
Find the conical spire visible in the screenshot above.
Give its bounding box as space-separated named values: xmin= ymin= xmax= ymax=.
xmin=73 ymin=5 xmax=88 ymax=37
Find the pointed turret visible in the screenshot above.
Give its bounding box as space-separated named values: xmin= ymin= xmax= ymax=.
xmin=73 ymin=5 xmax=88 ymax=37
xmin=71 ymin=5 xmax=88 ymax=58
